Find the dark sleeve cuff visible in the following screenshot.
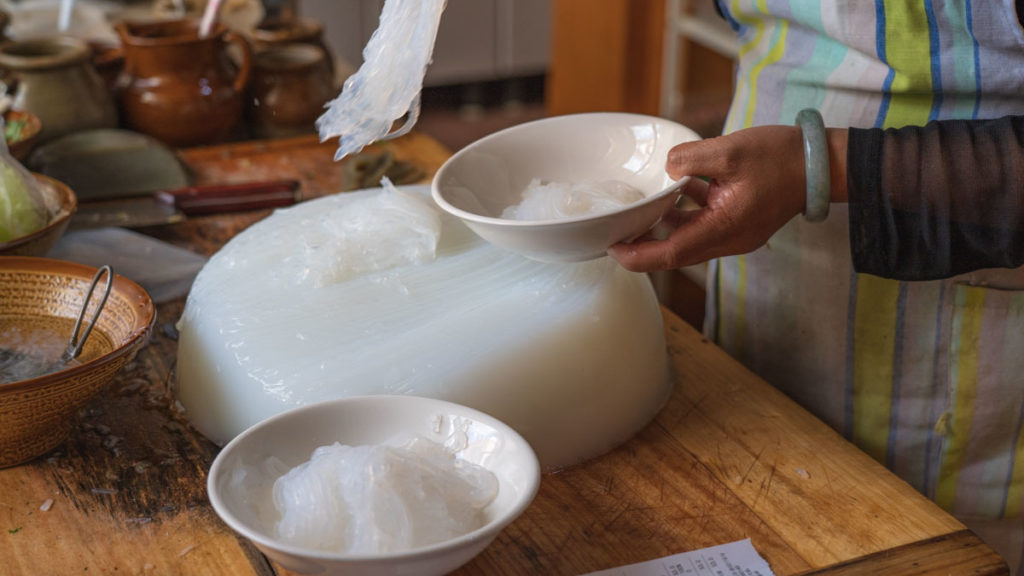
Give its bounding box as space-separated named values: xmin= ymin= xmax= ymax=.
xmin=847 ymin=127 xmax=897 ymax=278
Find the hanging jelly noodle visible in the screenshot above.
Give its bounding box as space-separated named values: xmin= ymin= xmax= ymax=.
xmin=316 ymin=0 xmax=446 ymax=160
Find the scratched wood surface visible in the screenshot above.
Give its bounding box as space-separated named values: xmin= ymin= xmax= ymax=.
xmin=0 ymin=133 xmax=1007 ymax=576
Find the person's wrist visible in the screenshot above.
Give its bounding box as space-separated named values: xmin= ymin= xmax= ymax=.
xmin=826 ymin=128 xmax=848 ymax=203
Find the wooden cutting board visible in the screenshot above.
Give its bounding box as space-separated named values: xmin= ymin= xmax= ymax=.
xmin=0 ymin=133 xmax=1007 ymax=576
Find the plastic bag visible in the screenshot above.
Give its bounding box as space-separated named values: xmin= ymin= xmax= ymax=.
xmin=315 ymin=0 xmax=446 ymax=161
xmin=49 ymin=227 xmax=207 ymax=304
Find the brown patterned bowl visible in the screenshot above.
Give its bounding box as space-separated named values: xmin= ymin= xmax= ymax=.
xmin=0 ymin=174 xmax=77 ymax=257
xmin=0 ymin=257 xmax=155 ymax=467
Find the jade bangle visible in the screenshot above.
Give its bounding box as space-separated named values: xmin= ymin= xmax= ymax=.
xmin=795 ymin=108 xmax=830 ymax=222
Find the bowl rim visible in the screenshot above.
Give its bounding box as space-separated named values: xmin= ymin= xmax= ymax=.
xmin=207 ymin=394 xmax=542 ymax=564
xmin=430 ymin=112 xmax=697 ymax=228
xmin=0 ymin=173 xmax=77 ymax=253
xmin=3 ymin=109 xmax=42 ymax=143
xmin=0 ymin=256 xmax=155 ymax=391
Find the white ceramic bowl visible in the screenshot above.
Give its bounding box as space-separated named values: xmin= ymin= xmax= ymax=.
xmin=207 ymin=395 xmax=541 ymax=576
xmin=431 ymin=112 xmax=701 ymax=262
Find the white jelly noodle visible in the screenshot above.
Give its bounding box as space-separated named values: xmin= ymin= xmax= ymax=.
xmin=175 ymin=185 xmax=671 ymax=470
xmin=501 ymin=179 xmax=646 ymax=221
xmin=271 ymin=434 xmax=498 ymax=554
xmin=316 ymin=0 xmax=446 ymax=160
xmin=294 ymin=178 xmax=440 ymax=287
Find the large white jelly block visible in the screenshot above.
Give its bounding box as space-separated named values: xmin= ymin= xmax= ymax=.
xmin=175 ymin=186 xmax=671 ymax=470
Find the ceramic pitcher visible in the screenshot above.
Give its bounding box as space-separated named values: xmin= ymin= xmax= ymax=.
xmin=116 ymin=19 xmax=252 ymax=147
xmin=0 ymin=36 xmax=117 ymax=145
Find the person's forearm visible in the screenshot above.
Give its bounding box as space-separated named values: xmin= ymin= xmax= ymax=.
xmin=846 ymin=115 xmax=1024 ymax=280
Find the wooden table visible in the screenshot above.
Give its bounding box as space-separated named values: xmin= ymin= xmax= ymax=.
xmin=0 ymin=134 xmax=1008 ymax=576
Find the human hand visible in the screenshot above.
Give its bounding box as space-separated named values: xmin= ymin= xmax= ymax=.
xmin=608 ymin=125 xmax=845 ymax=272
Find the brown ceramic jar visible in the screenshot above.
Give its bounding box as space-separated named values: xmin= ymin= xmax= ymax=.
xmin=0 ymin=36 xmax=118 ymax=145
xmin=246 ymin=43 xmax=334 ymax=139
xmin=249 ymin=16 xmax=334 ymax=84
xmin=115 ymin=19 xmax=252 ymax=148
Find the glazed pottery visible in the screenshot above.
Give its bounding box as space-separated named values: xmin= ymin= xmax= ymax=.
xmin=261 ymin=0 xmax=297 ymax=20
xmin=207 ymin=395 xmax=540 ymax=576
xmin=0 ymin=36 xmax=117 ymax=145
xmin=89 ymin=41 xmax=124 ymax=94
xmin=246 ymin=43 xmax=334 ymax=139
xmin=116 ymin=19 xmax=252 ymax=147
xmin=0 ymin=174 xmax=76 ymax=257
xmin=249 ymin=15 xmax=333 ymax=82
xmin=0 ymin=257 xmax=154 ymax=468
xmin=28 ymin=129 xmax=189 ymax=202
xmin=432 ymin=113 xmax=701 ymax=262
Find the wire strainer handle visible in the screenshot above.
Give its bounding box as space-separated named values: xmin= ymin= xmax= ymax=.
xmin=62 ymin=265 xmax=114 ymax=363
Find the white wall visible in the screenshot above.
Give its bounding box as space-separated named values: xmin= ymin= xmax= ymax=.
xmin=298 ymin=0 xmax=550 ymax=86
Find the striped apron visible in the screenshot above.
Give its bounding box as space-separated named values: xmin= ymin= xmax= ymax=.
xmin=710 ymin=0 xmax=1024 ymax=569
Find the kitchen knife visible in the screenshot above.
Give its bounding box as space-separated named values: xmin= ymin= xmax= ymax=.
xmin=72 ymin=180 xmax=302 ymax=229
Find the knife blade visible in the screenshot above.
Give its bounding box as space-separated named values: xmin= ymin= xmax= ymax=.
xmin=72 ymin=180 xmax=302 ymax=229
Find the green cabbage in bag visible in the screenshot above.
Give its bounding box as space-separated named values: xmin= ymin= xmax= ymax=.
xmin=0 ymin=127 xmax=47 ymax=243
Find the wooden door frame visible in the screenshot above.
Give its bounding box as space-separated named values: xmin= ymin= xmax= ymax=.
xmin=546 ymin=0 xmax=665 ymax=116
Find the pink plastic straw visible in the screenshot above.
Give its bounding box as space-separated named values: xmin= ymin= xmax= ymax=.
xmin=199 ymin=0 xmax=225 ymax=38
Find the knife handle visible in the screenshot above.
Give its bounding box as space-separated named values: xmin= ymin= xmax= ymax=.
xmin=155 ymin=180 xmax=301 ymax=216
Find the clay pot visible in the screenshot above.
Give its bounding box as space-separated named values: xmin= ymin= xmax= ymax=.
xmin=262 ymin=0 xmax=297 ymax=20
xmin=115 ymin=19 xmax=252 ymax=148
xmin=247 ymin=44 xmax=334 ymax=139
xmin=0 ymin=36 xmax=118 ymax=145
xmin=249 ymin=16 xmax=334 ymax=84
xmin=0 ymin=10 xmax=9 ymax=42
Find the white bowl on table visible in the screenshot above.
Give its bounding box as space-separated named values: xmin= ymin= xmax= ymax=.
xmin=431 ymin=112 xmax=701 ymax=262
xmin=206 ymin=395 xmax=541 ymax=576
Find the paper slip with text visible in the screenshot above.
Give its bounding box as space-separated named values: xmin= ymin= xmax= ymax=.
xmin=581 ymin=538 xmax=776 ymax=576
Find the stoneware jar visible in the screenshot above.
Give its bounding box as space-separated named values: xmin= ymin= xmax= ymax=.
xmin=246 ymin=43 xmax=334 ymax=139
xmin=116 ymin=19 xmax=252 ymax=147
xmin=0 ymin=9 xmax=9 ymax=42
xmin=0 ymin=36 xmax=117 ymax=145
xmin=249 ymin=16 xmax=334 ymax=84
